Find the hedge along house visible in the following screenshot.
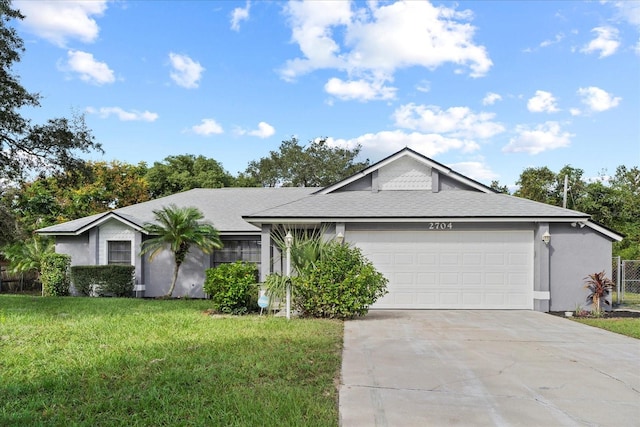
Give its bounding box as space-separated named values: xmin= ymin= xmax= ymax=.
xmin=37 ymin=148 xmax=622 ymax=311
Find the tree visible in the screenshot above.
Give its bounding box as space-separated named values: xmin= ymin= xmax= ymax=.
xmin=2 ymin=235 xmax=54 ymax=285
xmin=608 ymin=166 xmax=640 ymax=259
xmin=145 ymin=154 xmax=236 ymax=198
xmin=241 ymin=138 xmax=370 ymax=187
xmin=553 ymin=165 xmax=586 ymax=210
xmin=513 ymin=166 xmax=556 ymax=204
xmin=0 ymin=1 xmax=102 ymax=180
xmin=0 ymin=185 xmax=21 ymax=246
xmin=489 ymin=180 xmax=509 ymax=194
xmin=140 ymin=205 xmax=222 ymax=298
xmin=6 ymin=161 xmax=149 ymax=237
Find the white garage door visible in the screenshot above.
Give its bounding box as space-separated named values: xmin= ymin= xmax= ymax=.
xmin=347 ymin=230 xmax=534 ymax=309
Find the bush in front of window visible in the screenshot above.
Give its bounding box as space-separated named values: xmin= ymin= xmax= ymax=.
xmin=70 ymin=265 xmax=135 ymax=297
xmin=204 ymin=262 xmax=258 ymax=315
xmin=41 ymin=253 xmax=71 ymax=297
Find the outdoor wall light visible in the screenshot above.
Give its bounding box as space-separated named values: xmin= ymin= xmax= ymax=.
xmin=542 ymin=230 xmax=551 ymax=245
xmin=336 ymin=232 xmax=344 ymax=244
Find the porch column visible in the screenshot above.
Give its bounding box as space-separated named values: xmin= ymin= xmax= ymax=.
xmin=260 ymin=224 xmax=271 ymax=282
xmin=534 ymin=223 xmax=551 ymax=312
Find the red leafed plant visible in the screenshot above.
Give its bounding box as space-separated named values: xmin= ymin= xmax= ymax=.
xmin=584 ymin=271 xmax=614 ymax=314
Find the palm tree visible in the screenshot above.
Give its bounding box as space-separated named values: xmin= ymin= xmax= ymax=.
xmin=140 ymin=205 xmax=222 ymax=298
xmin=2 ymin=236 xmax=55 ymax=285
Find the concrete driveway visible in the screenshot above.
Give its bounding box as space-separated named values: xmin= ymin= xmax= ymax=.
xmin=339 ymin=310 xmax=640 ymax=426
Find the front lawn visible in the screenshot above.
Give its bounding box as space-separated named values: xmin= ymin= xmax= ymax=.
xmin=573 ymin=317 xmax=640 ymax=339
xmin=0 ymin=295 xmax=343 ymax=426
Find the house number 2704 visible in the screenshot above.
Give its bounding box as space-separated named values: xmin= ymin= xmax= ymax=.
xmin=429 ymin=222 xmax=453 ymax=230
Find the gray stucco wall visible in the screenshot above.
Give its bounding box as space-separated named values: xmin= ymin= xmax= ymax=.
xmin=142 ymin=247 xmax=209 ymax=298
xmin=56 ymin=234 xmax=91 ymax=266
xmin=548 ymin=223 xmax=613 ymax=312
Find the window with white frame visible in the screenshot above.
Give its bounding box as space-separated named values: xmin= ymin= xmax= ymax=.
xmin=107 ymin=241 xmax=132 ymax=265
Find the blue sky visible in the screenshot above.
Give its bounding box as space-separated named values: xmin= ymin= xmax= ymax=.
xmin=12 ymin=0 xmax=640 ymax=188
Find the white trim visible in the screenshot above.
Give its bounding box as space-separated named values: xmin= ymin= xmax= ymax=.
xmin=247 ymin=217 xmax=589 ymax=224
xmin=105 ymin=239 xmax=135 ymax=266
xmin=584 ymin=221 xmax=624 ymax=242
xmin=533 ymin=291 xmax=550 ymax=300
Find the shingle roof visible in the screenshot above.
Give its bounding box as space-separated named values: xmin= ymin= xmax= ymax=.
xmin=244 ymin=190 xmax=589 ymax=220
xmin=37 ymin=187 xmax=318 ymax=235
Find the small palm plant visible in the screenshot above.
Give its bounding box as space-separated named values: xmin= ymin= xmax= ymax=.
xmin=2 ymin=236 xmax=54 ymax=286
xmin=140 ymin=205 xmax=222 ymax=298
xmin=584 ymin=271 xmax=614 ymax=315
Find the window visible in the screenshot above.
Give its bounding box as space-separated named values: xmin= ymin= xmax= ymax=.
xmin=213 ymin=240 xmax=261 ymax=272
xmin=108 ymin=241 xmax=132 ymax=265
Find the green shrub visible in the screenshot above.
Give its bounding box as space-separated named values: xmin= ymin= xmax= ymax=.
xmin=71 ymin=265 xmax=135 ymax=297
xmin=204 ymin=262 xmax=258 ymax=315
xmin=41 ymin=253 xmax=71 ymax=297
xmin=294 ymin=242 xmax=388 ymax=319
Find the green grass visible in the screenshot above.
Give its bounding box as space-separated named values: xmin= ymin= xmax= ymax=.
xmin=616 ymin=291 xmax=640 ymax=310
xmin=0 ymin=295 xmax=343 ymax=426
xmin=574 ymin=318 xmax=640 ymax=339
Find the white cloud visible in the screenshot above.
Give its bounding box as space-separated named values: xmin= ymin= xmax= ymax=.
xmin=15 ymin=0 xmax=107 ymax=46
xmin=281 ymin=0 xmax=491 ymax=101
xmin=581 ymin=26 xmax=620 ymax=58
xmin=612 ymin=1 xmax=640 ymax=28
xmin=393 ymin=104 xmax=505 ymax=139
xmin=577 ymin=86 xmax=621 ymax=112
xmin=569 ymin=108 xmax=582 ymax=116
xmin=191 ymin=119 xmax=223 ymax=136
xmin=324 ymin=77 xmax=396 ymax=101
xmin=482 ymin=92 xmax=502 ymax=106
xmin=169 ymin=53 xmax=205 ymax=89
xmin=63 ymin=50 xmax=115 ymax=85
xmin=503 ymin=121 xmax=573 ymax=155
xmin=324 ymin=131 xmax=480 ymax=157
xmin=540 ymin=32 xmax=564 ymax=48
xmin=448 ymin=161 xmax=498 ymax=181
xmin=86 ymin=107 xmax=158 ymax=122
xmin=231 ymin=1 xmax=250 ymax=31
xmin=527 ymin=90 xmax=560 ymax=113
xmin=416 ymin=80 xmax=431 ymax=93
xmin=249 ymin=122 xmax=276 ymax=138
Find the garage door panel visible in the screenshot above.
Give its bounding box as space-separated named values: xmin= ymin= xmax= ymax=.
xmin=462 ymin=293 xmax=483 ymax=306
xmin=485 ymin=253 xmax=506 ymax=266
xmin=508 ymin=253 xmax=529 ymax=266
xmin=463 ymin=253 xmax=482 ymax=266
xmin=484 ymin=293 xmax=506 ymax=306
xmin=485 ymin=273 xmax=505 ymax=286
xmin=394 ymin=253 xmax=414 ymax=265
xmin=348 ymin=230 xmax=533 ymax=309
xmin=440 ymin=253 xmax=459 ymax=265
xmin=417 ymin=253 xmax=437 ymax=265
xmin=416 ymin=272 xmax=437 ymax=284
xmin=462 ymin=272 xmax=482 ymax=286
xmin=439 ymin=273 xmax=459 ymax=285
xmin=417 ymin=293 xmax=437 ymax=304
xmin=395 ymin=273 xmax=414 ymax=285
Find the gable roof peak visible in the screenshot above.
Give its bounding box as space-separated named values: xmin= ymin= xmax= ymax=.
xmin=317 ymin=147 xmax=495 ymax=195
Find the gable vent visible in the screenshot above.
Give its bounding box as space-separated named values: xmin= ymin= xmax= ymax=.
xmin=378 ymin=156 xmax=432 ymax=190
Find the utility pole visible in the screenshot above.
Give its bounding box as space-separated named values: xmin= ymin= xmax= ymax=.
xmin=562 ymin=175 xmax=568 ymax=209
